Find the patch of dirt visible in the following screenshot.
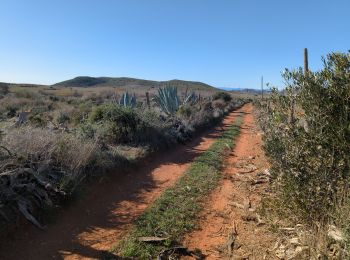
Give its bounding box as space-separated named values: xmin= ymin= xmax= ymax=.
xmin=0 ymin=105 xmax=249 ymax=260
xmin=182 ymin=104 xmax=279 ymax=260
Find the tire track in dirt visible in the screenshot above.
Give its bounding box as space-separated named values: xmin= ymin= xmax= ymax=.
xmin=0 ymin=105 xmax=249 ymax=260
xmin=182 ymin=104 xmax=277 ymax=259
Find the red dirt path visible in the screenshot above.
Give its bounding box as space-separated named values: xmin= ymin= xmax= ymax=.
xmin=0 ymin=105 xmax=249 ymax=260
xmin=183 ymin=103 xmax=277 ymax=259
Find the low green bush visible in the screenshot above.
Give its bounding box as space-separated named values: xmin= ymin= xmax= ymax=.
xmin=177 ymin=105 xmax=193 ymax=118
xmin=0 ymin=84 xmax=9 ymax=97
xmin=6 ymin=106 xmax=17 ymax=118
xmin=83 ymin=104 xmax=174 ymax=147
xmin=212 ymin=91 xmax=232 ymax=102
xmin=29 ymin=114 xmax=46 ymax=127
xmin=56 ymin=112 xmax=70 ymax=124
xmin=263 ymin=52 xmax=350 ymax=223
xmin=49 ymin=95 xmax=59 ymax=101
xmin=88 ymin=104 xmax=146 ymax=144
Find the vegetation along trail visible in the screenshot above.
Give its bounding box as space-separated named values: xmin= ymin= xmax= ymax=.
xmin=183 ymin=103 xmax=277 ymax=259
xmin=0 ymin=104 xmax=250 ymax=260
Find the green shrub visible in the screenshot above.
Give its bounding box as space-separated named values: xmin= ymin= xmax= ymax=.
xmin=177 ymin=105 xmax=193 ymax=118
xmin=86 ymin=104 xmax=173 ymax=146
xmin=57 ymin=112 xmax=70 ymax=124
xmin=262 ymin=51 xmax=350 ymax=224
xmin=77 ymin=122 xmax=95 ymax=139
xmin=89 ymin=104 xmax=140 ymax=143
xmin=29 ymin=114 xmax=46 ymax=127
xmin=31 ymin=106 xmax=48 ymax=115
xmin=212 ymin=91 xmax=232 ymax=102
xmin=67 ymin=102 xmax=92 ymax=125
xmin=6 ymin=106 xmax=17 ymax=118
xmin=0 ymin=84 xmax=9 ymax=97
xmin=49 ymin=95 xmax=59 ymax=101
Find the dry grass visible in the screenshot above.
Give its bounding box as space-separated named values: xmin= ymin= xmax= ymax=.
xmin=2 ymin=127 xmax=98 ymax=176
xmin=4 ymin=127 xmax=58 ymax=159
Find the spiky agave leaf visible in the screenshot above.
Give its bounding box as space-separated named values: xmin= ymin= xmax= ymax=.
xmin=119 ymin=92 xmax=137 ymax=107
xmin=130 ymin=94 xmax=137 ymax=107
xmin=183 ymin=91 xmax=199 ymax=105
xmin=153 ymin=86 xmax=180 ymax=115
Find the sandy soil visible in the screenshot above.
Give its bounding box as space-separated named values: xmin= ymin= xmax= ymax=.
xmin=182 ymin=104 xmax=278 ymax=260
xmin=0 ymin=105 xmax=249 ymax=260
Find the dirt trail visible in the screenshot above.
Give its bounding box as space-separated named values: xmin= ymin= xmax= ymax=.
xmin=0 ymin=105 xmax=249 ymax=260
xmin=183 ymin=104 xmax=277 ymax=259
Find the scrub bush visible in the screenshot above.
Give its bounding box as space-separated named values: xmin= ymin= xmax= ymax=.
xmin=263 ymin=52 xmax=350 ymax=222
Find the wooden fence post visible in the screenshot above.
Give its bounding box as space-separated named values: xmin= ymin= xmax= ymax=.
xmin=304 ymin=48 xmax=309 ymax=75
xmin=261 ymin=76 xmax=264 ymax=101
xmin=145 ymin=92 xmax=151 ymax=109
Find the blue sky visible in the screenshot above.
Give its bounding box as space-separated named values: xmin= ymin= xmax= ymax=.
xmin=0 ymin=0 xmax=348 ymax=89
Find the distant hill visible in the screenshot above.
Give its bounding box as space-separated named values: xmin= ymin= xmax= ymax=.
xmin=0 ymin=82 xmax=47 ymax=88
xmin=232 ymin=88 xmax=260 ymax=93
xmin=228 ymin=88 xmax=270 ymax=94
xmin=53 ymin=76 xmax=219 ymax=92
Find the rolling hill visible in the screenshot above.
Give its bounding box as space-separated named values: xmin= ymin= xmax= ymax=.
xmin=53 ymin=76 xmax=219 ymax=92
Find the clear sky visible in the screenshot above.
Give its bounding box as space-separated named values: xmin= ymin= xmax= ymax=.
xmin=0 ymin=0 xmax=348 ymax=89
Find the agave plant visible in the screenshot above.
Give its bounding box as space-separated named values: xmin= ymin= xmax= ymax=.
xmin=119 ymin=92 xmax=137 ymax=107
xmin=183 ymin=89 xmax=200 ymax=105
xmin=153 ymin=86 xmax=180 ymax=115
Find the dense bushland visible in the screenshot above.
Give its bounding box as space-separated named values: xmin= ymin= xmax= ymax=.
xmin=257 ymin=51 xmax=350 ymax=257
xmin=0 ymin=85 xmax=246 ymax=231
